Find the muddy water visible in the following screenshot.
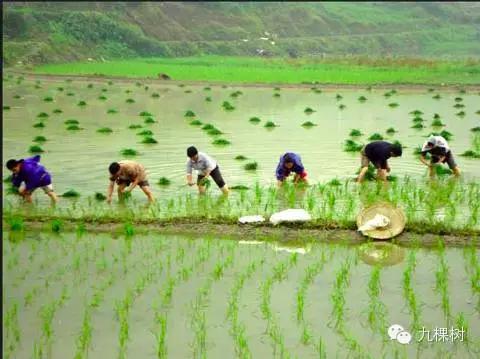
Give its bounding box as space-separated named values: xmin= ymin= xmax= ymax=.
xmin=3 ymin=231 xmax=479 ymax=358
xmin=3 ymin=76 xmax=480 ymax=204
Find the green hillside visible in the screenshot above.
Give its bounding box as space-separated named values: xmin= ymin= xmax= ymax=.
xmin=3 ymin=2 xmax=480 ymax=65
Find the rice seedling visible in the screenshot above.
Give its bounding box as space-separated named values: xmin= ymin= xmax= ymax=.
xmin=343 ymin=139 xmax=363 ymax=152
xmin=338 ymin=104 xmax=346 ymax=110
xmin=201 ymin=124 xmax=215 ymax=131
xmin=234 ymin=155 xmax=247 ymax=160
xmin=67 ymin=92 xmax=75 ymax=96
xmin=435 ymin=166 xmax=453 ymax=176
xmin=368 ymin=133 xmax=383 ymax=141
xmin=8 ymin=217 xmax=24 ymax=231
xmin=108 ymin=81 xmax=114 ymax=85
xmin=125 ymin=98 xmax=135 ymax=103
xmin=67 ymin=125 xmax=82 ymax=131
xmin=98 ymin=95 xmax=107 ymax=100
xmin=52 ymin=108 xmax=62 ymax=114
xmin=29 ymin=145 xmax=44 ymax=153
xmin=388 ymin=102 xmax=399 ymax=108
xmin=264 ymin=121 xmax=277 ymax=128
xmin=249 ymin=117 xmax=261 ymax=123
xmin=430 ymin=130 xmax=453 ymax=141
xmin=348 ymin=129 xmax=363 ymax=137
xmin=77 ymin=101 xmax=87 ymax=106
xmin=336 ymin=94 xmax=343 ymax=100
xmin=410 ymin=110 xmax=424 ymax=116
xmin=433 ymin=94 xmax=441 ymax=99
xmin=365 ymin=266 xmax=388 ymax=334
xmin=121 ymin=148 xmax=138 ymax=157
xmin=128 ymin=124 xmax=142 ymax=129
xmin=87 ymin=83 xmax=93 ymax=88
xmin=124 ymin=223 xmax=135 ymax=237
xmin=460 ymin=150 xmax=480 ymax=158
xmin=141 ymin=136 xmax=158 ymax=144
xmin=3 ymin=105 xmax=11 ymax=110
xmin=95 ymin=192 xmax=107 ymax=201
xmin=431 ymin=119 xmax=445 ymax=127
xmin=74 ymin=309 xmax=92 ymax=359
xmin=212 ymin=138 xmax=231 ymax=146
xmin=476 ymin=110 xmax=480 ymax=115
xmin=204 ymin=86 xmax=211 ymax=91
xmin=207 ymin=128 xmax=223 ymax=136
xmin=43 ymin=96 xmax=53 ymax=102
xmin=107 ymin=108 xmax=118 ymax=114
xmin=61 ymin=189 xmax=80 ymax=198
xmin=139 ymin=111 xmax=153 ymax=117
xmin=65 ymin=119 xmax=79 ymax=125
xmin=470 ymin=126 xmax=480 ymax=133
xmin=222 ymin=101 xmax=235 ymax=111
xmin=184 ymin=110 xmax=196 ymax=117
xmin=454 ymin=96 xmax=463 ymax=102
xmin=33 ymin=122 xmax=45 ymax=128
xmin=358 ymin=96 xmax=367 ymax=102
xmin=137 ymin=129 xmax=153 ymax=136
xmin=189 ymin=119 xmax=203 ymax=126
xmin=144 ymin=117 xmax=156 ymax=124
xmin=205 ymin=96 xmax=212 ymax=102
xmin=13 ymin=94 xmax=21 ymax=99
xmin=37 ymin=112 xmax=49 ymax=118
xmin=230 ymin=185 xmax=250 ymax=190
xmin=157 ymin=177 xmax=171 ymax=186
xmin=273 ymin=93 xmax=280 ymax=97
xmin=97 ymin=127 xmax=113 ymax=133
xmin=304 ymin=107 xmax=315 ymax=114
xmin=411 ymin=123 xmax=424 ymax=129
xmin=151 ymin=92 xmax=160 ymax=98
xmin=244 ymin=161 xmax=258 ymax=171
xmin=302 ymin=121 xmax=317 ymax=127
xmin=412 ymin=116 xmax=424 ymax=123
xmin=51 ymin=219 xmax=63 ymax=232
xmin=386 ymin=127 xmax=396 ymax=134
xmin=154 ymin=313 xmax=168 ymax=358
xmin=230 ymin=90 xmax=243 ymax=98
xmin=454 ymin=103 xmax=465 ymax=109
xmin=456 ymin=111 xmax=466 ymax=117
xmin=433 ymin=113 xmax=441 ymax=120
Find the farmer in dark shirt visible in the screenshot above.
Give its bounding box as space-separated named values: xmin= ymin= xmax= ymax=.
xmin=275 ymin=152 xmax=308 ymax=187
xmin=357 ymin=141 xmax=403 ymax=183
xmin=6 ymin=155 xmax=58 ymax=203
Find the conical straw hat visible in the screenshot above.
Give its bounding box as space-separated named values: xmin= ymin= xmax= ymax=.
xmin=356 ymin=202 xmax=406 ymax=239
xmin=358 ymin=242 xmax=405 ymax=267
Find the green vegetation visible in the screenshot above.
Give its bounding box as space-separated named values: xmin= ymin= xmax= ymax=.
xmin=43 ymin=96 xmax=53 ymax=102
xmin=471 ymin=127 xmax=480 ymax=133
xmin=66 ymin=125 xmax=82 ymax=131
xmin=52 ymin=108 xmax=63 ymax=114
xmin=125 ymin=98 xmax=135 ymax=104
xmin=157 ymin=177 xmax=171 ymax=186
xmin=244 ymin=162 xmax=258 ymax=171
xmin=33 ymin=122 xmax=45 ymax=128
xmin=304 ymin=107 xmax=315 ymax=114
xmin=61 ymin=189 xmax=80 ymax=198
xmin=137 ymin=130 xmax=153 ymax=136
xmin=264 ymin=121 xmax=277 ymax=128
xmin=388 ymin=103 xmax=399 ymax=108
xmin=121 ymin=148 xmax=138 ymax=156
xmin=431 ymin=119 xmax=445 ymax=127
xmin=189 ymin=120 xmax=203 ymax=126
xmin=302 ymin=121 xmax=317 ymax=128
xmin=128 ymin=124 xmax=142 ymax=129
xmin=386 ymin=127 xmax=396 ymax=134
xmin=212 ymin=138 xmax=231 ymax=146
xmin=77 ymin=100 xmax=87 ymax=106
xmin=343 ymin=139 xmax=363 ymax=152
xmin=456 ymin=111 xmax=466 ymax=117
xmin=33 ymin=136 xmax=47 ymax=143
xmin=234 ymin=155 xmax=247 ymax=161
xmin=349 ymin=129 xmax=363 ymax=137
xmin=460 ymin=150 xmax=480 ymax=159
xmin=249 ymin=117 xmax=261 ymax=124
xmin=368 ymin=133 xmax=383 ymax=141
xmin=95 ymin=192 xmax=106 ymax=201
xmin=107 ymin=108 xmax=118 ymax=114
xmin=64 ymin=119 xmax=79 ymax=125
xmin=222 ymin=101 xmax=235 ymax=111
xmin=139 ymin=111 xmax=153 ymax=117
xmin=144 ymin=117 xmax=156 ymax=124
xmin=184 ymin=110 xmax=196 ymax=117
xmin=358 ymin=96 xmax=367 ymax=102
xmin=430 ymin=130 xmax=453 ymax=141
xmin=411 ymin=123 xmax=424 ymax=129
xmin=29 ymin=145 xmax=44 ymax=153
xmin=97 ymin=127 xmax=113 ymax=133
xmin=141 ymin=136 xmax=158 ymax=144
xmin=37 ymin=112 xmax=49 ymax=118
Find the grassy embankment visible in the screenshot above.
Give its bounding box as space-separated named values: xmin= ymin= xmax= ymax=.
xmin=32 ymin=56 xmax=480 ymax=85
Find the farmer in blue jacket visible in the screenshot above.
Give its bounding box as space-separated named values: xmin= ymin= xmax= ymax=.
xmin=6 ymin=155 xmax=58 ymax=203
xmin=275 ymin=152 xmax=309 ymax=187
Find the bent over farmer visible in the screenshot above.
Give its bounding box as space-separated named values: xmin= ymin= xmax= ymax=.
xmin=275 ymin=152 xmax=308 ymax=187
xmin=6 ymin=155 xmax=58 ymax=203
xmin=419 ymin=135 xmax=460 ymax=178
xmin=357 ymin=141 xmax=403 ymax=183
xmin=186 ymin=146 xmax=229 ymax=195
xmin=107 ymin=160 xmax=155 ymax=203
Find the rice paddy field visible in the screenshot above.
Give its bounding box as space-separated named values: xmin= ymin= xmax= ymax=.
xmin=2 ymin=72 xmax=480 ymax=358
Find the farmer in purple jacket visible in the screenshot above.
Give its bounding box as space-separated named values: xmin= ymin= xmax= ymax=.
xmin=6 ymin=155 xmax=58 ymax=203
xmin=275 ymin=152 xmax=309 ymax=187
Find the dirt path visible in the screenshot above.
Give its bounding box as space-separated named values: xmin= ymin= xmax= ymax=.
xmin=5 ymin=69 xmax=480 ymax=91
xmin=6 ymin=219 xmax=478 ymax=248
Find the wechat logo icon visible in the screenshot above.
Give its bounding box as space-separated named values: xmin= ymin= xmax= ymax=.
xmin=388 ymin=324 xmax=412 ymax=344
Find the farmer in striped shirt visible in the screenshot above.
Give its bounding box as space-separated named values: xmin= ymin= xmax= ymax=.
xmin=186 ymin=146 xmax=229 ymax=195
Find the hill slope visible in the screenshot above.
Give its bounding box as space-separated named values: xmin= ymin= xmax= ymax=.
xmin=3 ymin=2 xmax=480 ymax=65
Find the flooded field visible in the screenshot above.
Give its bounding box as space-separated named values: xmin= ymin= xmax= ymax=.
xmin=3 ymin=75 xmax=480 ymax=204
xmin=3 ymin=231 xmax=479 ymax=359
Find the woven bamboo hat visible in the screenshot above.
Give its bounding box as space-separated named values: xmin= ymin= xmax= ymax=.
xmin=358 ymin=242 xmax=405 ymax=267
xmin=356 ymin=202 xmax=406 ymax=239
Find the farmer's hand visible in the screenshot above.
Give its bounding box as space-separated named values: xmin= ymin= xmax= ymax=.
xmin=187 ymin=182 xmax=195 ymax=187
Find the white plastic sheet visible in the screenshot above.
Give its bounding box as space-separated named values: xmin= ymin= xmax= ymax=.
xmin=357 ymin=214 xmax=390 ymax=232
xmin=269 ymin=209 xmax=312 ymax=225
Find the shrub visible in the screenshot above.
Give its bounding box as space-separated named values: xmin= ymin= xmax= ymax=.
xmin=212 ymin=138 xmax=231 ymax=146
xmin=141 ymin=136 xmax=158 ymax=144
xmin=184 ymin=110 xmax=196 ymax=117
xmin=343 ymin=139 xmax=363 ymax=152
xmin=249 ymin=117 xmax=261 ymax=123
xmin=244 ymin=161 xmax=258 ymax=171
xmin=29 ymin=145 xmax=44 ymax=153
xmin=301 ymin=121 xmax=317 ymax=127
xmin=121 ymin=148 xmax=138 ymax=156
xmin=37 ymin=112 xmax=49 ymax=118
xmin=97 ymin=127 xmax=113 ymax=133
xmin=157 ymin=177 xmax=171 ymax=186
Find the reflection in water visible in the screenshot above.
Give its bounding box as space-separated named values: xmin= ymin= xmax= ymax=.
xmin=358 ymin=241 xmax=405 ymax=267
